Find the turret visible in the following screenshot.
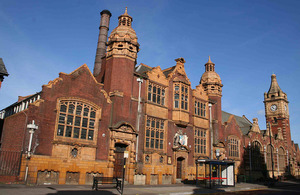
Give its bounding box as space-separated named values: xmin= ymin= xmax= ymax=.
xmin=106 ymin=7 xmax=140 ymax=61
xmin=200 ymin=56 xmax=223 ymax=97
xmin=200 ymin=57 xmax=223 ymax=144
xmin=264 ymin=74 xmax=291 ymax=148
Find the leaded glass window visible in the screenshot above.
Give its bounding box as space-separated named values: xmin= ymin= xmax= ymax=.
xmin=56 ymin=100 xmax=97 ymax=141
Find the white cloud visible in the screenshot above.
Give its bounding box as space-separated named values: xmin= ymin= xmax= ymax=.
xmin=257 ymin=109 xmax=265 ymax=115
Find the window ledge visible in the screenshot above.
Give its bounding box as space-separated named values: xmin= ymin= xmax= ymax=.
xmin=146 ymin=101 xmax=167 ymax=108
xmin=52 ymin=139 xmax=97 ymax=148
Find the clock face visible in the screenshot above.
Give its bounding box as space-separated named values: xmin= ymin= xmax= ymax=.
xmin=270 ymin=104 xmax=277 ymax=111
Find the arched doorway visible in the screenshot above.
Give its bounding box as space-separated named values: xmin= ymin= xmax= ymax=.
xmin=113 ymin=143 xmax=127 ymax=178
xmin=176 ymin=157 xmax=185 ymax=179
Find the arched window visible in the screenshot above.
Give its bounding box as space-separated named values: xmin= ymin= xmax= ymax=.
xmin=266 ymin=145 xmax=274 ymax=170
xmin=228 ymin=137 xmax=239 ymax=157
xmin=278 ymin=147 xmax=285 ymax=171
xmin=252 ymin=141 xmax=263 ymax=171
xmin=56 ymin=100 xmax=98 ymax=141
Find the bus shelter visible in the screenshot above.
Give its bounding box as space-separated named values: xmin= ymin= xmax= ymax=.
xmin=195 ymin=159 xmax=235 ymax=188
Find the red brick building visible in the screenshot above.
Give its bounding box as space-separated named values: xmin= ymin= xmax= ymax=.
xmin=0 ymin=9 xmax=299 ymax=185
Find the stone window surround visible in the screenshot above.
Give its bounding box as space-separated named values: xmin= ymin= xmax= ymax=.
xmin=251 ymin=140 xmax=263 ymax=171
xmin=278 ymin=147 xmax=285 ymax=171
xmin=145 ymin=116 xmax=165 ymax=150
xmin=266 ymin=144 xmax=274 ymax=170
xmin=54 ymin=97 xmax=101 ymax=145
xmin=174 ymin=82 xmax=189 ymax=111
xmin=194 ymin=128 xmax=207 ymax=155
xmin=147 ymin=82 xmax=166 ymax=106
xmin=194 ymin=99 xmax=206 ymax=117
xmin=228 ymin=136 xmax=239 ymax=158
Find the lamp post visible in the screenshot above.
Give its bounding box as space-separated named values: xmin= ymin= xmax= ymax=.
xmin=249 ymin=142 xmax=252 ymax=182
xmin=26 ymin=120 xmax=38 ymax=158
xmin=209 ymin=103 xmax=213 ymax=159
xmin=135 ymin=78 xmax=143 ymax=162
xmin=25 ymin=120 xmax=38 ymax=183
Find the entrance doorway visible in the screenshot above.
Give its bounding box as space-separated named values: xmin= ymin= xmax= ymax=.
xmin=176 ymin=157 xmax=184 ymax=179
xmin=113 ymin=143 xmax=127 ymax=178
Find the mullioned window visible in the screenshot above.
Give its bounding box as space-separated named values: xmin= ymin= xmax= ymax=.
xmin=194 ymin=128 xmax=207 ymax=155
xmin=174 ymin=83 xmax=188 ymax=110
xmin=148 ymin=82 xmax=165 ymax=106
xmin=145 ymin=117 xmax=165 ymax=150
xmin=56 ymin=100 xmax=97 ymax=141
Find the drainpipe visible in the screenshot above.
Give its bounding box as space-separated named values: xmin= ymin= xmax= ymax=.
xmin=136 ymin=78 xmax=143 ymax=162
xmin=209 ymin=103 xmax=213 ymax=159
xmin=21 ymin=111 xmax=28 ymax=152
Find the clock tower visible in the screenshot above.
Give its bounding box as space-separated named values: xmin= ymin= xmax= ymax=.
xmin=264 ymin=74 xmax=291 ymax=147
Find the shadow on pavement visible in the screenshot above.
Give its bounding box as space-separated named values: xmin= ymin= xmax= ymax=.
xmin=47 ymin=190 xmax=117 ymax=195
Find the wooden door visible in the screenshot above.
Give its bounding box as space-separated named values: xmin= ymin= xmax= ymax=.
xmin=113 ymin=143 xmax=127 ymax=178
xmin=177 ymin=158 xmax=183 ymax=178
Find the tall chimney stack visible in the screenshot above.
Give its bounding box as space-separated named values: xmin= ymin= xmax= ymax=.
xmin=93 ymin=10 xmax=112 ymax=77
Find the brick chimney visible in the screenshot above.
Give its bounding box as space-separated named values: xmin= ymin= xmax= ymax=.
xmin=93 ymin=10 xmax=111 ymax=77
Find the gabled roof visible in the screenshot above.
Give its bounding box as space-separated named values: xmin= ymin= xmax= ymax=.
xmin=162 ymin=66 xmax=176 ymax=77
xmin=135 ymin=63 xmax=152 ymax=77
xmin=295 ymin=143 xmax=299 ymax=151
xmin=0 ymin=58 xmax=9 ymax=76
xmin=222 ymin=111 xmax=252 ymax=135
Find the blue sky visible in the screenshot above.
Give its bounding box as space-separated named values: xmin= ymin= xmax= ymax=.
xmin=1 ymin=0 xmax=299 ymax=144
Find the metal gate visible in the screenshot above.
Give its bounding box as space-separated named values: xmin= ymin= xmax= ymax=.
xmin=0 ymin=150 xmax=22 ymax=176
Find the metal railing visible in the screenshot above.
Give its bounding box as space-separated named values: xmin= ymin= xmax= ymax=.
xmin=0 ymin=150 xmax=22 ymax=176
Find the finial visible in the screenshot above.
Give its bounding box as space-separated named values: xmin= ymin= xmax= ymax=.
xmin=207 ymin=56 xmax=213 ymax=63
xmin=125 ymin=7 xmax=128 ymax=14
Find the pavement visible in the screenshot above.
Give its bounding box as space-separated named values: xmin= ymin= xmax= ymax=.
xmin=0 ymin=180 xmax=299 ymax=195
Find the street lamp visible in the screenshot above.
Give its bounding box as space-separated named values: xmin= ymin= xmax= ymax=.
xmin=249 ymin=142 xmax=252 ymax=182
xmin=216 ymin=149 xmax=220 ymax=160
xmin=135 ymin=78 xmax=143 ymax=162
xmin=208 ymin=103 xmax=213 ymax=159
xmin=25 ymin=120 xmax=38 ymax=183
xmin=26 ymin=120 xmax=38 ymax=158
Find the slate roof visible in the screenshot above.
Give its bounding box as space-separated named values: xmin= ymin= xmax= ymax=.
xmin=222 ymin=111 xmax=252 ymax=135
xmin=163 ymin=66 xmax=176 ymax=77
xmin=135 ymin=63 xmax=152 ymax=77
xmin=135 ymin=63 xmax=177 ymax=78
xmin=0 ymin=58 xmax=9 ymax=76
xmin=295 ymin=143 xmax=299 ymax=151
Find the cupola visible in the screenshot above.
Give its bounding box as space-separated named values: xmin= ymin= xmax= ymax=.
xmin=200 ymin=56 xmax=223 ymax=96
xmin=106 ymin=8 xmax=140 ymax=60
